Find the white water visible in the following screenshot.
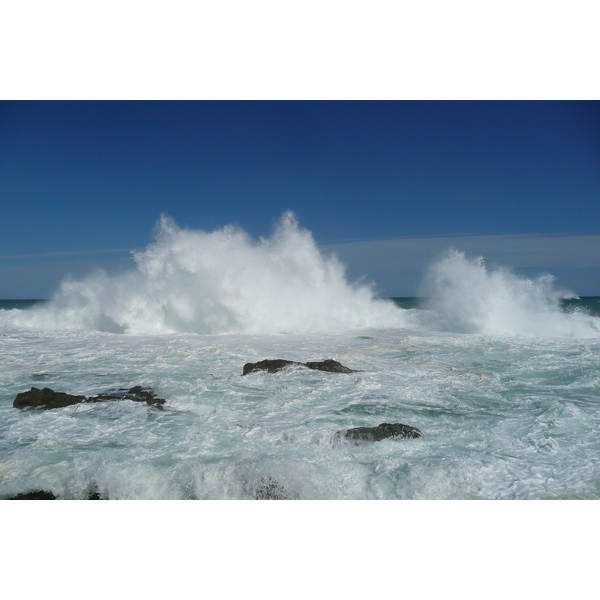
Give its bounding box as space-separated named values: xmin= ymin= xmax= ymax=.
xmin=1 ymin=326 xmax=599 ymax=499
xmin=4 ymin=212 xmax=599 ymax=339
xmin=6 ymin=212 xmax=409 ymax=335
xmin=1 ymin=213 xmax=599 ymax=499
xmin=420 ymin=248 xmax=600 ymax=338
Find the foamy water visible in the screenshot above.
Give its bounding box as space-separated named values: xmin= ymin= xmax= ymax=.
xmin=420 ymin=249 xmax=600 ymax=337
xmin=6 ymin=213 xmax=409 ymax=335
xmin=1 ymin=214 xmax=599 ymax=499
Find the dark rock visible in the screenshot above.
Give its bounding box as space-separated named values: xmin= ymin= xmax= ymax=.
xmin=85 ymin=393 xmax=123 ymax=403
xmin=7 ymin=488 xmax=110 ymax=499
xmin=254 ymin=477 xmax=297 ymax=500
xmin=125 ymin=386 xmax=166 ymax=408
xmin=13 ymin=387 xmax=86 ymax=409
xmin=304 ymin=359 xmax=358 ymax=373
xmin=9 ymin=490 xmax=57 ymax=500
xmin=86 ymin=485 xmax=108 ymax=500
xmin=243 ymin=358 xmax=358 ymax=375
xmin=13 ymin=386 xmax=166 ymax=410
xmin=335 ymin=422 xmax=422 ymax=444
xmin=243 ymin=359 xmax=302 ymax=375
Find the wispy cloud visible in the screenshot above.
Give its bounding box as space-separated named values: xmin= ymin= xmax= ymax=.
xmin=0 ymin=248 xmax=138 ymax=260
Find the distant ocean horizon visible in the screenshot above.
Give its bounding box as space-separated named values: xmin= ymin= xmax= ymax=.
xmin=3 ymin=296 xmax=600 ymax=316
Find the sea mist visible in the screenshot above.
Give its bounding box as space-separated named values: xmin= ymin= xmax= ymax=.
xmin=419 ymin=249 xmax=599 ymax=337
xmin=10 ymin=212 xmax=407 ymax=334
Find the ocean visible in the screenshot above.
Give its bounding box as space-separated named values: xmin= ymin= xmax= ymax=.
xmin=1 ymin=214 xmax=599 ymax=500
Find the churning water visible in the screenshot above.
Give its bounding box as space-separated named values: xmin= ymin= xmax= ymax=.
xmin=1 ymin=213 xmax=599 ymax=499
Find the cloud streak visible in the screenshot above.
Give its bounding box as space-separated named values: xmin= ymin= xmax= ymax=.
xmin=322 ymin=234 xmax=600 ymax=273
xmin=4 ymin=235 xmax=598 ymax=271
xmin=2 ymin=234 xmax=599 ymax=298
xmin=0 ymin=248 xmax=137 ymax=261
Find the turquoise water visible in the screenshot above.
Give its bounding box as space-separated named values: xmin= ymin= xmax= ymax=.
xmin=1 ymin=297 xmax=599 ymax=500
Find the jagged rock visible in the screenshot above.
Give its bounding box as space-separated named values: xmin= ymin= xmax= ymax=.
xmin=126 ymin=386 xmax=166 ymax=408
xmin=9 ymin=490 xmax=57 ymax=500
xmin=87 ymin=386 xmax=165 ymax=408
xmin=7 ymin=488 xmax=109 ymax=499
xmin=243 ymin=359 xmax=301 ymax=375
xmin=335 ymin=422 xmax=422 ymax=444
xmin=13 ymin=386 xmax=166 ymax=410
xmin=243 ymin=358 xmax=358 ymax=375
xmin=86 ymin=485 xmax=108 ymax=500
xmin=13 ymin=387 xmax=86 ymax=409
xmin=305 ymin=359 xmax=357 ymax=373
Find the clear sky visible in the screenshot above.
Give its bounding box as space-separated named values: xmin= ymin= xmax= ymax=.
xmin=1 ymin=100 xmax=599 ymax=298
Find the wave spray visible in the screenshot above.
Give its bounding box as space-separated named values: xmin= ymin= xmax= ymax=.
xmin=16 ymin=212 xmax=407 ymax=334
xmin=420 ymin=249 xmax=600 ymax=337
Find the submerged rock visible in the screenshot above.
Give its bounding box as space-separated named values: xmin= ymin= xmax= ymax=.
xmin=87 ymin=386 xmax=166 ymax=408
xmin=243 ymin=359 xmax=301 ymax=375
xmin=305 ymin=359 xmax=357 ymax=373
xmin=126 ymin=385 xmax=165 ymax=407
xmin=254 ymin=477 xmax=298 ymax=500
xmin=85 ymin=485 xmax=108 ymax=500
xmin=9 ymin=490 xmax=57 ymax=500
xmin=7 ymin=488 xmax=109 ymax=499
xmin=13 ymin=386 xmax=166 ymax=410
xmin=335 ymin=422 xmax=422 ymax=444
xmin=243 ymin=358 xmax=358 ymax=375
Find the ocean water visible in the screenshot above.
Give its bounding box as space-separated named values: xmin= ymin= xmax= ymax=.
xmin=1 ymin=213 xmax=599 ymax=500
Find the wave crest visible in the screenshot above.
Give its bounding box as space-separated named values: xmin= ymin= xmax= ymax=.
xmin=420 ymin=249 xmax=599 ymax=337
xmin=9 ymin=212 xmax=407 ymax=334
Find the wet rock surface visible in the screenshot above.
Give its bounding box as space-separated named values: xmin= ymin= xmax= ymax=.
xmin=85 ymin=485 xmax=108 ymax=500
xmin=7 ymin=488 xmax=108 ymax=500
xmin=87 ymin=386 xmax=166 ymax=408
xmin=243 ymin=359 xmax=301 ymax=375
xmin=335 ymin=422 xmax=422 ymax=444
xmin=305 ymin=359 xmax=358 ymax=373
xmin=13 ymin=387 xmax=86 ymax=409
xmin=243 ymin=358 xmax=358 ymax=375
xmin=8 ymin=490 xmax=57 ymax=500
xmin=13 ymin=386 xmax=165 ymax=410
xmin=8 ymin=481 xmax=298 ymax=500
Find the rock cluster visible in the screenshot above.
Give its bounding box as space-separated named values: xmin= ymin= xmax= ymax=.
xmin=8 ymin=487 xmax=107 ymax=500
xmin=13 ymin=386 xmax=165 ymax=410
xmin=9 ymin=490 xmax=57 ymax=500
xmin=8 ymin=359 xmax=424 ymax=500
xmin=243 ymin=359 xmax=423 ymax=446
xmin=243 ymin=358 xmax=358 ymax=375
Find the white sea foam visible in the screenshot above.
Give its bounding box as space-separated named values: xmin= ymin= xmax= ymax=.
xmin=2 ymin=215 xmax=599 ymax=338
xmin=419 ymin=249 xmax=600 ymax=337
xmin=6 ymin=212 xmax=409 ymax=334
xmin=1 ymin=326 xmax=599 ymax=500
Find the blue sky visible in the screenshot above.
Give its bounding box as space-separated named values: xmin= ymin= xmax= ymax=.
xmin=1 ymin=100 xmax=599 ymax=298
